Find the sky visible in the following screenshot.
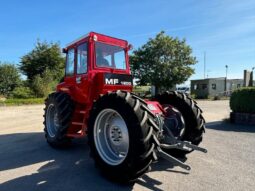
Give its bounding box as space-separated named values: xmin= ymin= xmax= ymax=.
xmin=0 ymin=0 xmax=255 ymax=84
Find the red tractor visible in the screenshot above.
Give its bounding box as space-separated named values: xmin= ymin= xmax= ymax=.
xmin=44 ymin=32 xmax=206 ymax=183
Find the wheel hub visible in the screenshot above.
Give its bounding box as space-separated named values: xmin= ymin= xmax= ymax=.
xmin=110 ymin=126 xmax=122 ymax=144
xmin=53 ymin=113 xmax=59 ymax=127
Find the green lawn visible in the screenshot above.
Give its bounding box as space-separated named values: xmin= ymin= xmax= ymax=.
xmin=0 ymin=98 xmax=45 ymax=106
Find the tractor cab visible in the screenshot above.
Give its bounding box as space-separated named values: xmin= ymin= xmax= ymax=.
xmin=58 ymin=32 xmax=133 ymax=104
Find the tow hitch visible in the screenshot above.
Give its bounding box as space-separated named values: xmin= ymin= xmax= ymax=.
xmin=155 ymin=114 xmax=207 ymax=171
xmin=157 ymin=141 xmax=207 ymax=171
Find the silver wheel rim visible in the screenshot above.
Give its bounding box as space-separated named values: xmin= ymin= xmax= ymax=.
xmin=94 ymin=109 xmax=129 ymax=166
xmin=46 ymin=104 xmax=60 ymax=138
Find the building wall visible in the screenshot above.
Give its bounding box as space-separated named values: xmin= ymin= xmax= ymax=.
xmin=191 ymin=79 xmax=210 ymax=98
xmin=191 ymin=78 xmax=244 ymax=98
xmin=208 ymin=78 xmax=225 ymax=96
xmin=227 ymin=79 xmax=243 ymax=90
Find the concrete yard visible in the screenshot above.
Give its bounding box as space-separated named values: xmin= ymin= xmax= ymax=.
xmin=0 ymin=100 xmax=254 ymax=191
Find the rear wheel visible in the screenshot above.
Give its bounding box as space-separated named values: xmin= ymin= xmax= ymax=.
xmin=44 ymin=92 xmax=74 ymax=147
xmin=155 ymin=91 xmax=205 ymax=157
xmin=88 ymin=90 xmax=159 ymax=183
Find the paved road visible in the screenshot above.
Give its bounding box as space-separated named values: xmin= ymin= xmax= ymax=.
xmin=0 ymin=101 xmax=254 ymax=191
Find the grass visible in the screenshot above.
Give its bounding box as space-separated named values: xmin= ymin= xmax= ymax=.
xmin=0 ymin=98 xmax=45 ymax=106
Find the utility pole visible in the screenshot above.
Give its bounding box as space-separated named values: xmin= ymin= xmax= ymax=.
xmin=207 ymin=70 xmax=211 ymax=79
xmin=204 ymin=52 xmax=206 ymax=79
xmin=226 ymin=65 xmax=228 ymax=79
xmin=225 ymin=65 xmax=228 ymax=93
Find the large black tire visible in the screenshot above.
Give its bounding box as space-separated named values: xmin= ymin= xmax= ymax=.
xmin=154 ymin=91 xmax=205 ymax=156
xmin=88 ymin=90 xmax=159 ymax=183
xmin=43 ymin=92 xmax=74 ymax=148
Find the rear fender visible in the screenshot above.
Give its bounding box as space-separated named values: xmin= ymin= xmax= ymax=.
xmin=145 ymin=100 xmax=164 ymax=115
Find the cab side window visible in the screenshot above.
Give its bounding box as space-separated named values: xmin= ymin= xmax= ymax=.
xmin=77 ymin=43 xmax=88 ymax=74
xmin=66 ymin=48 xmax=75 ymax=76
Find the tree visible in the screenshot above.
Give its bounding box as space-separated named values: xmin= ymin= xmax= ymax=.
xmin=20 ymin=40 xmax=65 ymax=81
xmin=0 ymin=63 xmax=21 ymax=97
xmin=130 ymin=31 xmax=197 ymax=94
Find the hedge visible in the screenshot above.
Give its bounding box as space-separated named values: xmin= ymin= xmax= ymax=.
xmin=230 ymin=87 xmax=255 ymax=113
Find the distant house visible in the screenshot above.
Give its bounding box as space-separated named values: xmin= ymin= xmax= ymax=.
xmin=190 ymin=77 xmax=244 ymax=98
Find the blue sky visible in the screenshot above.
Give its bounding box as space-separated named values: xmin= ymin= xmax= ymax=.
xmin=0 ymin=0 xmax=255 ymax=83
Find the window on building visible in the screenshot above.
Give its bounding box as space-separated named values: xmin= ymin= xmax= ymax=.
xmin=66 ymin=48 xmax=75 ymax=76
xmin=194 ymin=84 xmax=198 ymax=90
xmin=202 ymin=84 xmax=207 ymax=90
xmin=212 ymin=84 xmax=216 ymax=90
xmin=77 ymin=43 xmax=88 ymax=74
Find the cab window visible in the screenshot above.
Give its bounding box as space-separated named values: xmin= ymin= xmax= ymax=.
xmin=66 ymin=48 xmax=75 ymax=76
xmin=95 ymin=42 xmax=126 ymax=70
xmin=77 ymin=43 xmax=88 ymax=74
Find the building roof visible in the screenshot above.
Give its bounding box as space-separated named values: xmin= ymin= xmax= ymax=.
xmin=191 ymin=77 xmax=243 ymax=81
xmin=191 ymin=77 xmax=225 ymax=81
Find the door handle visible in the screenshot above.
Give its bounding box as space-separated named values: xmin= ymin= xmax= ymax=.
xmin=76 ymin=77 xmax=81 ymax=84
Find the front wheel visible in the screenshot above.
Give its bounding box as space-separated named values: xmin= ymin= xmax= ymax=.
xmin=43 ymin=92 xmax=74 ymax=147
xmin=88 ymin=91 xmax=159 ymax=183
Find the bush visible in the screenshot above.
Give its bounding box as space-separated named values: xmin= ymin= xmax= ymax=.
xmin=194 ymin=94 xmax=208 ymax=99
xmin=11 ymin=86 xmax=34 ymax=99
xmin=31 ymin=69 xmax=58 ymax=98
xmin=213 ymin=95 xmax=220 ymax=100
xmin=230 ymin=87 xmax=255 ymax=113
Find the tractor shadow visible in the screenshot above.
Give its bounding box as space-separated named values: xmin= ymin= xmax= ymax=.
xmin=136 ymin=157 xmax=189 ymax=191
xmin=206 ymin=121 xmax=255 ymax=133
xmin=0 ymin=132 xmax=188 ymax=191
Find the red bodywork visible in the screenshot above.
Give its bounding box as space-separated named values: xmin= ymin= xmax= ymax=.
xmin=58 ymin=32 xmax=162 ymax=138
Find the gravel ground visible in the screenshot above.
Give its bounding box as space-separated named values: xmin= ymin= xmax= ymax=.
xmin=0 ymin=100 xmax=254 ymax=191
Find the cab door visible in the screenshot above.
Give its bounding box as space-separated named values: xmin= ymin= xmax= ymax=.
xmin=64 ymin=48 xmax=76 ymax=88
xmin=75 ymin=42 xmax=89 ymax=103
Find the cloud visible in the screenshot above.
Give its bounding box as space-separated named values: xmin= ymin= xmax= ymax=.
xmin=191 ymin=17 xmax=255 ymax=48
xmin=126 ymin=23 xmax=216 ymax=39
xmin=243 ymin=15 xmax=255 ymax=20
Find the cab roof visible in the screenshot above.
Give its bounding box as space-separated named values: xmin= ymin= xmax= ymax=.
xmin=65 ymin=32 xmax=128 ymax=49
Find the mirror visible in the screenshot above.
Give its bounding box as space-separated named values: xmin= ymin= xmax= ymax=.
xmin=128 ymin=44 xmax=133 ymax=50
xmin=62 ymin=48 xmax=67 ymax=53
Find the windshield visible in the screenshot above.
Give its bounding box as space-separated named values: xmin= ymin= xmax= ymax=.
xmin=95 ymin=42 xmax=126 ymax=70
